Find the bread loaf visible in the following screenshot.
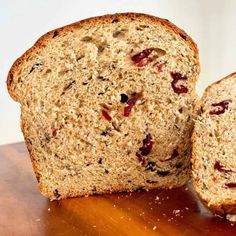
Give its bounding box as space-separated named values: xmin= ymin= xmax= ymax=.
xmin=7 ymin=13 xmax=200 ymax=200
xmin=192 ymin=72 xmax=236 ymax=216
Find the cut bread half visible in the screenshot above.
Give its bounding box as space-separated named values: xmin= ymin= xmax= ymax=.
xmin=7 ymin=13 xmax=200 ymax=200
xmin=192 ymin=72 xmax=236 ymax=216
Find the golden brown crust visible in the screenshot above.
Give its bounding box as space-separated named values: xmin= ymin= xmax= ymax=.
xmin=191 ymin=72 xmax=236 ymax=216
xmin=7 ymin=12 xmax=200 ymax=101
xmin=202 ymin=72 xmax=236 ymax=99
xmin=20 ymin=117 xmax=41 ymax=183
xmin=192 ymin=176 xmax=236 ymax=216
xmin=48 ymin=180 xmax=186 ymax=201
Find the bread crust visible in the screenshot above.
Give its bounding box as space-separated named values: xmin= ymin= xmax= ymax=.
xmin=201 ymin=72 xmax=236 ymax=99
xmin=7 ymin=12 xmax=200 ymax=101
xmin=192 ymin=72 xmax=236 ymax=216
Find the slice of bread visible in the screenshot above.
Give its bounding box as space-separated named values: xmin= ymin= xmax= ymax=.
xmin=192 ymin=72 xmax=236 ymax=215
xmin=7 ymin=13 xmax=200 ymax=200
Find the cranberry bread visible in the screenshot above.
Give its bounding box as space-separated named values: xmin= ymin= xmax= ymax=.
xmin=7 ymin=13 xmax=200 ymax=200
xmin=192 ymin=72 xmax=236 ymax=216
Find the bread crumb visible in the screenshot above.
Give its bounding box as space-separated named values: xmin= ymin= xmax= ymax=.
xmin=173 ymin=209 xmax=180 ymax=214
xmin=155 ymin=196 xmax=159 ymax=201
xmin=173 ymin=209 xmax=181 ymax=217
xmin=153 ymin=226 xmax=157 ymax=230
xmin=226 ymin=214 xmax=236 ymax=222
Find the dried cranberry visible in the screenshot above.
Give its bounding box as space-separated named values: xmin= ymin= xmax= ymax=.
xmin=157 ymin=64 xmax=163 ymax=73
xmin=124 ymin=92 xmax=143 ymax=117
xmin=52 ymin=128 xmax=57 ymax=137
xmin=136 ymin=134 xmax=154 ymax=166
xmin=214 ymin=161 xmax=233 ymax=173
xmin=131 ymin=48 xmax=153 ymax=67
xmin=171 ymin=149 xmax=179 ymax=158
xmin=136 ymin=154 xmax=147 ymax=166
xmin=225 ymin=182 xmax=236 ymax=188
xmin=101 ymin=110 xmax=112 ymax=121
xmin=161 ymin=149 xmax=179 ymax=162
xmin=209 ymin=99 xmax=232 ymax=115
xmin=170 ymin=72 xmax=188 ymax=94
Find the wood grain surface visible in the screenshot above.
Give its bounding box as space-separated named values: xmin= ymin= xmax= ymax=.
xmin=0 ymin=142 xmax=236 ymax=236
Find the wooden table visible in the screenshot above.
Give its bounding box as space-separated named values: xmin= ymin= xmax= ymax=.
xmin=1 ymin=142 xmax=236 ymax=236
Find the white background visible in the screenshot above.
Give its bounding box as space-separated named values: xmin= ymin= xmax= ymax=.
xmin=1 ymin=0 xmax=236 ymax=145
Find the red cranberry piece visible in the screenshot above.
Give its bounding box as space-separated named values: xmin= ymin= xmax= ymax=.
xmin=209 ymin=99 xmax=232 ymax=115
xmin=124 ymin=92 xmax=143 ymax=117
xmin=136 ymin=134 xmax=154 ymax=166
xmin=214 ymin=161 xmax=233 ymax=173
xmin=101 ymin=110 xmax=112 ymax=121
xmin=136 ymin=153 xmax=147 ymax=166
xmin=225 ymin=182 xmax=236 ymax=188
xmin=131 ymin=48 xmax=153 ymax=67
xmin=170 ymin=72 xmax=188 ymax=94
xmin=161 ymin=149 xmax=179 ymax=162
xmin=171 ymin=149 xmax=179 ymax=158
xmin=136 ymin=58 xmax=150 ymax=67
xmin=52 ymin=128 xmax=57 ymax=137
xmin=157 ymin=64 xmax=163 ymax=73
